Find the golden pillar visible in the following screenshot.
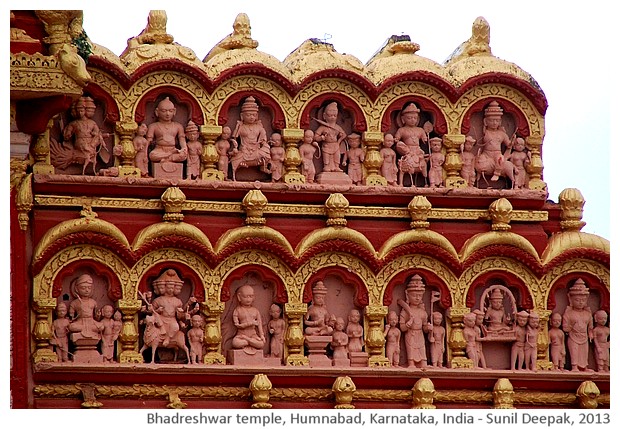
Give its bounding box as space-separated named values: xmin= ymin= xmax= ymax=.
xmin=525 ymin=134 xmax=547 ymax=192
xmin=365 ymin=305 xmax=390 ymax=367
xmin=115 ymin=119 xmax=141 ymax=177
xmin=200 ymin=125 xmax=224 ymax=181
xmin=281 ymin=128 xmax=305 ymax=184
xmin=117 ymin=299 xmax=143 ymax=363
xmin=32 ymin=298 xmax=58 ymax=363
xmin=442 ymin=134 xmax=467 ymax=188
xmin=284 ymin=303 xmax=309 ymax=366
xmin=32 ymin=123 xmax=55 ymax=175
xmin=362 ymin=131 xmax=387 ymax=186
xmin=447 ymin=307 xmax=472 ymax=368
xmin=202 ymin=300 xmax=226 ymax=364
xmin=536 ymin=309 xmax=553 ymax=370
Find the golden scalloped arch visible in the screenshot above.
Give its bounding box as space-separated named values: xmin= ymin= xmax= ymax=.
xmin=132 ymin=248 xmax=211 ymax=301
xmin=132 ymin=222 xmax=213 ymax=253
xmin=376 ymin=254 xmax=458 ymax=306
xmin=212 ymin=250 xmax=296 ymax=302
xmin=295 ymin=252 xmax=377 ymax=304
xmin=541 ymin=231 xmax=610 ymax=266
xmin=452 ymin=84 xmax=544 ymax=136
xmin=540 ymin=259 xmax=610 ymax=307
xmin=209 ymin=76 xmax=294 ymax=126
xmin=459 ymin=231 xmax=541 ymax=263
xmin=33 ymin=245 xmax=132 ymax=303
xmin=294 ymin=79 xmax=373 ymax=129
xmin=378 ymin=229 xmax=458 ymax=260
xmin=214 ymin=225 xmax=294 ymax=256
xmin=457 ymin=257 xmax=540 ymax=309
xmin=374 ymin=81 xmax=453 ymax=132
xmin=33 ymin=216 xmax=131 ymax=265
xmin=295 ymin=227 xmax=377 ymax=260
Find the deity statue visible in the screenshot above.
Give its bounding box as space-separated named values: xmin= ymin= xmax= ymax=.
xmin=299 ymin=129 xmax=319 ymax=183
xmin=460 ymin=135 xmax=477 ymax=186
xmin=268 ymin=132 xmax=285 ymax=182
xmin=343 ymin=133 xmax=364 ymax=185
xmin=149 ymin=269 xmax=187 ymax=348
xmin=100 ymin=305 xmax=121 ymax=363
xmin=511 ymin=311 xmax=529 ymax=370
xmin=304 ymin=281 xmax=335 ymax=336
xmin=472 ymin=309 xmax=488 ymax=368
xmin=185 ymin=121 xmax=202 ymax=180
xmin=592 ymin=309 xmax=610 ymax=372
xmin=394 ymin=103 xmax=428 ymax=157
xmin=474 ymin=101 xmax=516 ymax=186
xmin=187 ymin=314 xmax=205 ymax=364
xmin=229 ymin=96 xmax=271 ymax=181
xmin=428 ymin=311 xmax=445 ymax=368
xmin=331 ymin=317 xmax=349 ymax=363
xmin=562 ymin=279 xmax=593 ymax=371
xmin=398 ymin=275 xmax=432 ymax=368
xmin=380 ymin=133 xmax=398 ymax=186
xmin=314 ymin=102 xmax=347 ymax=173
xmin=51 ymin=302 xmax=71 ymax=362
xmin=231 ymin=284 xmax=266 ymax=353
xmin=68 ymin=274 xmax=103 ymax=341
xmin=147 ymin=97 xmax=188 ymax=179
xmin=215 ymin=126 xmax=234 ymax=179
xmin=383 ymin=311 xmax=401 ymax=367
xmin=524 ymin=311 xmax=540 ymax=371
xmin=267 ymin=304 xmax=285 ymax=359
xmin=548 ymin=312 xmax=566 ymax=371
xmin=506 ymin=137 xmax=530 ymax=189
xmin=427 ymin=137 xmax=445 ymax=187
xmin=133 ymin=123 xmax=150 ymax=177
xmin=463 ymin=312 xmax=480 ymax=368
xmin=346 ymin=309 xmax=364 ymax=353
xmin=481 ymin=286 xmax=515 ymax=337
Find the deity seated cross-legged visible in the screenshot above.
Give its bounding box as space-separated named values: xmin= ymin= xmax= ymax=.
xmin=304 ymin=280 xmax=335 ymax=367
xmin=147 ymin=97 xmax=188 ymax=180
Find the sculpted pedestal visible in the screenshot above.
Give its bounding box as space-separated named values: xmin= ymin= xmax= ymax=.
xmin=305 ymin=335 xmax=332 ymax=367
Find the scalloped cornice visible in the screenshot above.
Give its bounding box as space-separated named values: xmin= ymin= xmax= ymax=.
xmin=541 ymin=231 xmax=610 ymax=266
xmin=459 ymin=231 xmax=541 ymax=263
xmin=132 ymin=222 xmax=213 ymax=252
xmin=295 ymin=227 xmax=377 ymax=259
xmin=205 ymin=49 xmax=291 ymax=81
xmin=378 ymin=229 xmax=458 ymax=260
xmin=214 ymin=225 xmax=294 ymax=256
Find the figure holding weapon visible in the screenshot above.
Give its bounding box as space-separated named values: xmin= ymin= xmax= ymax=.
xmin=312 ymin=102 xmax=347 ymax=172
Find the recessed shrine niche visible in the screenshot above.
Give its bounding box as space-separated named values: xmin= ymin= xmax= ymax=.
xmin=468 ymin=275 xmax=530 ymax=370
xmin=220 ymin=268 xmax=286 ymax=366
xmin=384 ymin=272 xmax=447 ymax=368
xmin=137 ymin=265 xmax=204 ymax=364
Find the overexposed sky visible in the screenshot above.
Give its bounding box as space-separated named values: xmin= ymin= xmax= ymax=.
xmin=78 ymin=1 xmax=612 ymax=240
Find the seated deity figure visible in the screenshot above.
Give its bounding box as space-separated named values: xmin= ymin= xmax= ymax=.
xmin=229 ymin=96 xmax=271 ymax=180
xmin=314 ymin=102 xmax=347 ymax=173
xmin=149 ymin=269 xmax=187 ymax=348
xmin=231 ymin=284 xmax=266 ymax=352
xmin=482 ymin=286 xmax=515 ymax=336
xmin=398 ymin=275 xmax=432 ymax=368
xmin=475 ymin=101 xmax=515 ymax=186
xmin=304 ymin=281 xmax=335 ymax=336
xmin=68 ymin=273 xmax=104 ymax=341
xmin=394 ymin=102 xmax=428 ymax=158
xmin=562 ymin=279 xmax=594 ymax=371
xmin=146 ymin=97 xmax=188 ymax=179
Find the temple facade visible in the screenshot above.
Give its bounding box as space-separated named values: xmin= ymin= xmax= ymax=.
xmin=10 ymin=10 xmax=609 ymax=409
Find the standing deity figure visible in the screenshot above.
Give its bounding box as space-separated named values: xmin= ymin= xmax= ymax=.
xmin=331 ymin=317 xmax=349 ymax=361
xmin=187 ymin=314 xmax=205 ymax=364
xmin=150 ymin=269 xmax=186 ymax=348
xmin=343 ymin=133 xmax=365 ymax=185
xmin=267 ymin=304 xmax=286 ymax=359
xmin=384 ymin=311 xmax=401 ymax=367
xmin=215 ymin=126 xmax=233 ymax=179
xmin=592 ymin=309 xmax=610 ymax=372
xmin=380 ymin=133 xmax=398 ymax=186
xmin=398 ymin=275 xmax=432 ymax=368
xmin=428 ymin=311 xmax=445 ymax=367
xmin=506 ymin=137 xmax=530 ymax=189
xmin=100 ymin=305 xmax=121 ymax=363
xmin=562 ymin=279 xmax=594 ymax=371
xmin=304 ymin=281 xmax=335 ymax=336
xmin=268 ymin=132 xmax=285 ymax=182
xmin=463 ymin=312 xmax=480 ymax=368
xmin=427 ymin=137 xmax=445 ymax=187
xmin=548 ymin=312 xmax=566 ymax=371
xmin=185 ymin=121 xmax=202 ymax=180
xmin=314 ymin=102 xmax=346 ymax=173
xmin=460 ymin=135 xmax=477 ymax=186
xmin=229 ymin=96 xmax=271 ymax=180
xmin=133 ymin=123 xmax=150 ymax=177
xmin=147 ymin=97 xmax=188 ymax=179
xmin=475 ymin=100 xmax=515 ymax=185
xmin=231 ymin=284 xmax=266 ymax=352
xmin=299 ymin=129 xmax=319 ymax=183
xmin=511 ymin=311 xmax=529 ymax=370
xmin=51 ymin=302 xmax=71 ymax=362
xmin=525 ymin=312 xmax=540 ymax=371
xmin=68 ymin=274 xmax=103 ymax=341
xmin=472 ymin=309 xmax=488 ymax=368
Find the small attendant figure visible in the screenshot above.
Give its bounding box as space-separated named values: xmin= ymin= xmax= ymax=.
xmin=384 ymin=311 xmax=401 ymax=367
xmin=267 ymin=304 xmax=286 ymax=359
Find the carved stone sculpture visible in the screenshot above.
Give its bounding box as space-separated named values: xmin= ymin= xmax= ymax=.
xmin=427 ymin=137 xmax=445 ymax=187
xmin=267 ymin=304 xmax=285 ymax=359
xmin=562 ymin=279 xmax=593 ymax=371
xmin=133 ymin=123 xmax=149 ymax=177
xmin=68 ymin=274 xmax=104 ymax=363
xmin=481 ymin=285 xmax=516 ymax=337
xmin=100 ymin=305 xmax=121 ymax=363
xmin=428 ymin=311 xmax=445 ymax=367
xmin=384 ymin=310 xmax=401 ymax=367
xmin=380 ymin=133 xmax=398 ymax=186
xmin=511 ymin=310 xmax=528 ymax=370
xmin=147 ymin=97 xmax=188 ymax=179
xmin=463 ymin=312 xmax=480 ymax=367
xmin=331 ymin=317 xmax=350 ymax=366
xmin=506 ymin=137 xmax=530 ymax=189
xmin=548 ymin=312 xmax=566 ymax=371
xmin=314 ymin=102 xmax=346 ymax=173
xmin=475 ymin=101 xmax=515 ymax=187
xmin=268 ymin=133 xmax=285 ymax=182
xmin=460 ymin=135 xmax=477 ymax=186
xmin=187 ymin=314 xmax=205 ymax=364
xmin=185 ymin=121 xmax=202 ymax=180
xmin=592 ymin=309 xmax=610 ymax=372
xmin=299 ymin=129 xmax=319 ymax=183
xmin=524 ymin=311 xmax=539 ymax=370
xmin=304 ymin=280 xmax=334 ymax=336
xmin=231 ymin=284 xmax=266 ymax=352
xmin=398 ymin=275 xmax=432 ymax=368
xmin=51 ymin=302 xmax=70 ymax=362
xmin=343 ymin=133 xmax=364 ymax=185
xmin=215 ymin=126 xmax=233 ymax=179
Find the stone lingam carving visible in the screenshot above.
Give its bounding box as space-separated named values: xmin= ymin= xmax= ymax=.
xmin=147 ymin=97 xmax=188 ymax=180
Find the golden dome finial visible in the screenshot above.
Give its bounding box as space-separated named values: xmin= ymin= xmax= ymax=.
xmin=408 ymin=195 xmax=432 ymax=229
xmin=493 ymin=378 xmax=515 ymax=409
xmin=558 ymin=188 xmax=586 ymax=231
xmin=161 ymin=187 xmax=186 ymax=222
xmin=242 ymin=189 xmax=268 ymax=226
xmin=325 ymin=193 xmax=349 ymax=227
xmin=489 ymin=198 xmax=512 ymax=231
xmin=412 ymin=377 xmax=436 ymax=409
xmin=332 ymin=376 xmax=356 ymax=409
xmin=250 ymin=374 xmax=272 ymax=409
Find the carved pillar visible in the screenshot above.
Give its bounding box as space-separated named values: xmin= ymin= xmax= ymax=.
xmin=525 ymin=134 xmax=547 ymax=191
xmin=362 ymin=131 xmax=387 ymax=186
xmin=282 ymin=128 xmax=305 ymax=184
xmin=15 ymin=173 xmax=33 ymax=231
xmin=32 ymin=298 xmax=58 ymax=363
xmin=115 ymin=119 xmax=140 ymax=177
xmin=202 ymin=300 xmax=226 ymax=364
xmin=447 ymin=307 xmax=471 ymax=368
xmin=284 ymin=303 xmax=309 ymax=366
xmin=200 ymin=125 xmax=224 ymax=181
xmin=365 ymin=305 xmax=389 ymax=367
xmin=536 ymin=309 xmax=553 ymax=370
xmin=32 ymin=124 xmax=55 ymax=175
xmin=117 ymin=299 xmax=142 ymax=363
xmin=442 ymin=134 xmax=467 ymax=188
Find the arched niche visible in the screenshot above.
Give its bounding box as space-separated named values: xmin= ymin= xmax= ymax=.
xmin=134 ymin=86 xmax=204 ymax=126
xmin=547 ymin=273 xmax=608 ymax=314
xmin=299 ymin=94 xmax=367 ymax=132
xmin=52 ymin=260 xmax=122 ymax=310
xmin=137 ymin=261 xmax=205 ymax=304
xmin=461 ymin=98 xmax=530 ymax=140
xmin=382 ymin=98 xmax=448 ymax=136
xmin=218 ymin=91 xmax=287 ymax=131
xmin=465 ymin=271 xmax=533 ymax=311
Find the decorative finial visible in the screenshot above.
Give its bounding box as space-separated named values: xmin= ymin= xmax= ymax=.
xmin=325 ymin=193 xmax=349 ymax=227
xmin=493 ymin=378 xmax=515 ymax=409
xmin=250 ymin=374 xmax=272 ymax=408
xmin=242 ymin=189 xmax=268 ymax=226
xmin=408 ymin=195 xmax=432 ymax=229
xmin=576 ymin=380 xmax=600 ymax=409
xmin=332 ymin=376 xmax=356 ymax=409
xmin=412 ymin=377 xmax=436 ymax=409
xmin=558 ymin=188 xmax=586 ymax=231
xmin=161 ymin=187 xmax=186 ymax=222
xmin=489 ymin=198 xmax=512 ymax=231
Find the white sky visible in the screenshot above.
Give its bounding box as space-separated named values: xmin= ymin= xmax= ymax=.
xmin=76 ymin=0 xmax=612 ymax=240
